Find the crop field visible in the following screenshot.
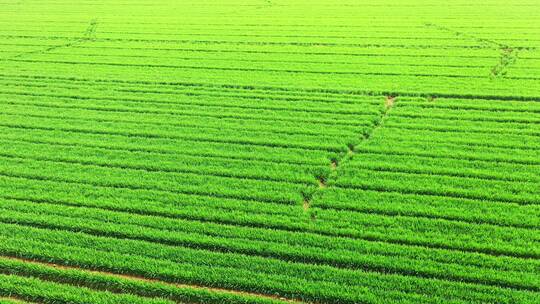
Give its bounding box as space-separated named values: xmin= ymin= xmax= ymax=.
xmin=0 ymin=0 xmax=539 ymax=303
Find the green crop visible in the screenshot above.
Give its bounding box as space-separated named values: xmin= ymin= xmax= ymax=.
xmin=0 ymin=1 xmax=538 ymax=303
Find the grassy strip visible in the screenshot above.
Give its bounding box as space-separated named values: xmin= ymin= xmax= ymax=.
xmin=0 ymin=199 xmax=538 ymax=292
xmin=2 ymin=174 xmax=537 ymax=261
xmin=0 ymin=87 xmax=384 ymax=116
xmin=373 ymin=127 xmax=540 ymax=151
xmin=0 ymin=227 xmax=536 ymax=304
xmin=391 ymin=107 xmax=540 ymax=124
xmin=384 ymin=118 xmax=540 ymax=137
xmin=0 ymin=155 xmax=307 ymax=205
xmin=0 ymin=100 xmax=369 ymax=138
xmin=333 ymin=167 xmax=540 ymax=205
xmin=0 ymin=114 xmax=367 ymax=152
xmin=0 ymin=126 xmax=337 ymax=166
xmin=355 ymin=141 xmax=540 ymax=165
xmin=0 ymin=257 xmax=289 ymax=304
xmin=0 ymin=273 xmax=173 ymax=304
xmin=0 ymin=139 xmax=326 ymax=185
xmin=312 ymin=187 xmax=540 ymax=229
xmin=344 ymin=152 xmax=539 ymax=183
xmin=0 ymin=113 xmax=356 ymax=152
xmin=0 ymin=94 xmax=378 ymax=128
xmin=399 ymin=97 xmax=540 ymax=113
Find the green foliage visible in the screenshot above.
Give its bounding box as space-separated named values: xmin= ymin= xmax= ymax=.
xmin=0 ymin=0 xmax=539 ymax=303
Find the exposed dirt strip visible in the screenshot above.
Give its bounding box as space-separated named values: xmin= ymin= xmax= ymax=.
xmin=0 ymin=256 xmax=304 ymax=304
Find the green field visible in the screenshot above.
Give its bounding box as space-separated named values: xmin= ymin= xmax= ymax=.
xmin=0 ymin=1 xmax=539 ymax=303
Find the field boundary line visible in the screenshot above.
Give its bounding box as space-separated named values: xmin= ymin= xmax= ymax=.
xmin=8 ymin=18 xmax=98 ymax=60
xmin=1 ymin=194 xmax=537 ymax=261
xmin=0 ymin=135 xmax=326 ymax=167
xmin=0 ymin=151 xmax=315 ymax=187
xmin=2 ymin=221 xmax=538 ymax=293
xmin=424 ymin=23 xmax=521 ymax=78
xmin=0 ymin=255 xmax=303 ymax=304
xmin=303 ymin=96 xmax=396 ymax=214
xmin=3 ymin=73 xmax=540 ymax=101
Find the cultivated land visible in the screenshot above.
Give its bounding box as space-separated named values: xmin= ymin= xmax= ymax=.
xmin=0 ymin=0 xmax=539 ymax=303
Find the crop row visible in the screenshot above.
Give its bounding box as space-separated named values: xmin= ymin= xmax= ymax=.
xmin=0 ymin=99 xmax=377 ymax=131
xmin=0 ymin=112 xmax=359 ymax=152
xmin=0 ymin=222 xmax=537 ymax=304
xmin=0 ymin=72 xmax=384 ymax=104
xmin=36 ymin=47 xmax=507 ymax=67
xmin=342 ymin=151 xmax=539 ymax=183
xmin=4 ymin=26 xmax=522 ymax=42
xmin=0 ymin=71 xmax=390 ymax=103
xmin=0 ymin=85 xmax=385 ymax=115
xmin=0 ymin=136 xmax=538 ymax=202
xmin=356 ymin=140 xmax=540 ymax=165
xmin=315 ymin=97 xmax=540 ymax=258
xmin=1 ymin=172 xmax=535 ymax=246
xmin=0 ymin=195 xmax=533 ymax=271
xmin=3 ymin=61 xmax=539 ymax=99
xmin=1 ymin=41 xmax=520 ymax=70
xmin=0 ymin=138 xmax=325 ymax=184
xmin=313 ymin=187 xmax=540 ymax=229
xmin=0 ymin=257 xmax=285 ymax=304
xmin=0 ymin=126 xmax=337 ymax=166
xmin=333 ymin=167 xmax=539 ymax=205
xmin=14 ymin=53 xmax=501 ymax=78
xmin=3 ymin=66 xmax=540 ymax=102
xmin=3 ymin=74 xmax=540 ymax=115
xmin=383 ymin=118 xmax=540 ymax=137
xmin=0 ymin=161 xmax=537 ymax=260
xmin=0 ymin=197 xmax=538 ymax=290
xmin=2 ymin=142 xmax=535 ymax=214
xmin=0 ymin=272 xmax=174 ymax=304
xmin=390 ymin=107 xmax=540 ymax=124
xmin=0 ymin=107 xmax=368 ymax=149
xmin=0 ymin=154 xmax=307 ymax=204
xmin=399 ymin=97 xmax=540 ymax=113
xmin=0 ymin=33 xmax=497 ymax=48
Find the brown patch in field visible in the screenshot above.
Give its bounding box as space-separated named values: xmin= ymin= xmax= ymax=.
xmin=330 ymin=159 xmax=338 ymax=170
xmin=303 ymin=198 xmax=310 ymax=212
xmin=490 ymin=47 xmax=518 ymax=78
xmin=0 ymin=256 xmax=302 ymax=303
xmin=385 ymin=96 xmax=396 ymax=110
xmin=347 ymin=146 xmax=355 ymax=156
xmin=318 ymin=177 xmax=326 ymax=189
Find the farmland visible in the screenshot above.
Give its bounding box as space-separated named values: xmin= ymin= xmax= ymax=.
xmin=0 ymin=0 xmax=539 ymax=303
